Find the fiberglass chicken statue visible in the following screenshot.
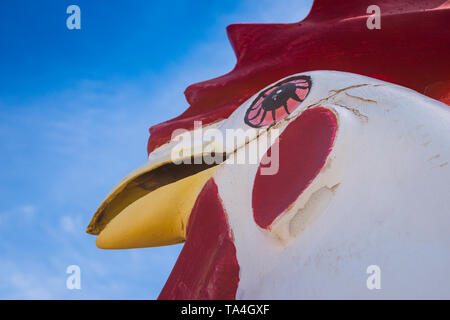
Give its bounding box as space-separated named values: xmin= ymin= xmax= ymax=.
xmin=87 ymin=0 xmax=450 ymax=299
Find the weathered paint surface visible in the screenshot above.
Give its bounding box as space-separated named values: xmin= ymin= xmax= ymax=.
xmin=158 ymin=179 xmax=239 ymax=300
xmin=212 ymin=71 xmax=450 ymax=299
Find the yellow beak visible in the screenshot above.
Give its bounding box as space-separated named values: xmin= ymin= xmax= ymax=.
xmin=86 ymin=155 xmax=217 ymax=249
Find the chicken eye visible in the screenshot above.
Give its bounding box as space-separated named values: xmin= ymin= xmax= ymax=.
xmin=244 ymin=75 xmax=312 ymax=128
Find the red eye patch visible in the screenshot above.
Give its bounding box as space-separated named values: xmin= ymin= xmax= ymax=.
xmin=245 ymin=75 xmax=311 ymax=128
xmin=252 ymin=107 xmax=337 ymax=229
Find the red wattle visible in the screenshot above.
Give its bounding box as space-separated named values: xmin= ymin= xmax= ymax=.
xmin=158 ymin=178 xmax=240 ymax=300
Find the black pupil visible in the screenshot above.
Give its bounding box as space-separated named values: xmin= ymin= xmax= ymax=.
xmin=261 ymin=83 xmax=297 ymax=111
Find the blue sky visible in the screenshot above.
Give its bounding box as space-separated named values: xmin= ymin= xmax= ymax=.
xmin=0 ymin=0 xmax=313 ymax=299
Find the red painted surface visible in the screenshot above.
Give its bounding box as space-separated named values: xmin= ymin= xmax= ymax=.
xmin=158 ymin=179 xmax=240 ymax=300
xmin=147 ymin=0 xmax=450 ymax=154
xmin=252 ymin=107 xmax=337 ymax=229
xmin=425 ymin=80 xmax=450 ymax=105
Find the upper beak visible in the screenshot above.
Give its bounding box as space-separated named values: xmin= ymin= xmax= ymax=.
xmin=86 ymin=138 xmax=223 ymax=249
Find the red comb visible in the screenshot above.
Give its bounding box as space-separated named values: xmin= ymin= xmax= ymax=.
xmin=147 ymin=0 xmax=450 ymax=155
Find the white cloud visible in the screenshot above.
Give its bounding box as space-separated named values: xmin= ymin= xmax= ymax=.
xmin=0 ymin=205 xmax=36 ymax=227
xmin=8 ymin=272 xmax=56 ymax=299
xmin=60 ymin=215 xmax=82 ymax=235
xmin=19 ymin=205 xmax=36 ymax=221
xmin=0 ymin=260 xmax=61 ymax=299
